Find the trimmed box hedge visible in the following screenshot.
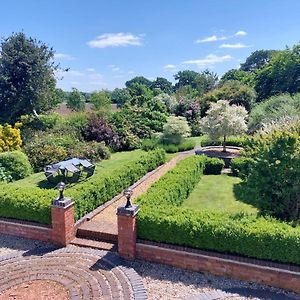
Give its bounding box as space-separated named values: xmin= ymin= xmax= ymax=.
xmin=0 ymin=149 xmax=166 ymax=225
xmin=136 ymin=155 xmax=300 ymax=265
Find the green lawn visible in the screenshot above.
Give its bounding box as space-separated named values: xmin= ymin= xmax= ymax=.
xmin=182 ymin=174 xmax=257 ymax=214
xmin=11 ymin=149 xmax=146 ymax=190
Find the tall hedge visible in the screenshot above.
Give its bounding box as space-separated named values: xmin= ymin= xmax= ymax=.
xmin=0 ymin=149 xmax=166 ymax=224
xmin=136 ymin=155 xmax=300 ymax=265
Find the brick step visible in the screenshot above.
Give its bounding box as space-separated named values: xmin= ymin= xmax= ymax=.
xmin=76 ymin=224 xmax=118 ymax=243
xmin=70 ymin=237 xmax=117 ymax=252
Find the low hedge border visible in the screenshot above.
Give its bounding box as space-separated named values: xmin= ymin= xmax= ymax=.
xmin=0 ymin=149 xmax=166 ymax=225
xmin=136 ymin=155 xmax=300 ymax=265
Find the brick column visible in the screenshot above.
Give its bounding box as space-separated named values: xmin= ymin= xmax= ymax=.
xmin=117 ymin=204 xmax=139 ymax=260
xmin=51 ymin=197 xmax=75 ymax=246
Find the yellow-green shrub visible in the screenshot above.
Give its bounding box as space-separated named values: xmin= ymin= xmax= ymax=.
xmin=0 ymin=123 xmax=22 ymax=152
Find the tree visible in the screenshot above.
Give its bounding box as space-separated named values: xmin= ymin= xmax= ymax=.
xmin=66 ymin=88 xmax=85 ymax=111
xmin=162 ymin=116 xmax=191 ymax=145
xmin=200 ymin=100 xmax=248 ymax=152
xmin=150 ymin=77 xmax=173 ymax=94
xmin=111 ymin=88 xmax=132 ymax=107
xmin=255 ymin=45 xmax=300 ymax=101
xmin=220 ymin=69 xmax=256 ymax=87
xmin=125 ymin=76 xmax=152 ymax=89
xmin=127 ymin=83 xmax=153 ymax=106
xmin=240 ymin=50 xmax=277 ymax=72
xmin=89 ymin=90 xmax=111 ymax=110
xmin=0 ymin=32 xmax=58 ymax=123
xmin=153 ymin=93 xmax=177 ymax=113
xmin=202 ymin=80 xmax=257 ymax=111
xmin=174 ymin=69 xmax=218 ymax=96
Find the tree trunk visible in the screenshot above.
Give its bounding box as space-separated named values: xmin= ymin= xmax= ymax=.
xmin=222 ymin=135 xmax=226 ymax=152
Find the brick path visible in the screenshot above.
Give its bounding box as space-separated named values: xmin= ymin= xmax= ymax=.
xmin=0 ymin=245 xmax=147 ymax=300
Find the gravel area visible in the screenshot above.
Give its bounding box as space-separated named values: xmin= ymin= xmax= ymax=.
xmin=0 ymin=234 xmax=299 ymax=300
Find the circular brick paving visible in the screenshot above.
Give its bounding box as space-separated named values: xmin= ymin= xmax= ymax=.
xmin=0 ymin=246 xmax=147 ymax=300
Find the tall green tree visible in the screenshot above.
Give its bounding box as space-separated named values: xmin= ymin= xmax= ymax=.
xmin=90 ymin=90 xmax=112 ymax=110
xmin=150 ymin=77 xmax=173 ymax=94
xmin=66 ymin=88 xmax=85 ymax=111
xmin=240 ymin=50 xmax=277 ymax=72
xmin=0 ymin=32 xmax=58 ymax=123
xmin=111 ymin=88 xmax=132 ymax=107
xmin=125 ymin=76 xmax=152 ymax=89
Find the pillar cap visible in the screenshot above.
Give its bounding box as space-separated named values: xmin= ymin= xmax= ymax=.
xmin=51 ymin=197 xmax=74 ymax=208
xmin=117 ymin=204 xmax=139 ymax=217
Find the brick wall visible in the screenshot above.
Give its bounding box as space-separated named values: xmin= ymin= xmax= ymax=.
xmin=0 ymin=218 xmax=52 ymax=243
xmin=136 ymin=243 xmax=300 ymax=294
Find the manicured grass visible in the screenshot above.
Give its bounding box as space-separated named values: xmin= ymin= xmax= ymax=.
xmin=182 ymin=174 xmax=257 ymax=214
xmin=11 ymin=149 xmax=146 ymax=190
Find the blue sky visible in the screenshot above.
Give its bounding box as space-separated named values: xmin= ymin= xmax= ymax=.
xmin=1 ymin=0 xmax=300 ymax=92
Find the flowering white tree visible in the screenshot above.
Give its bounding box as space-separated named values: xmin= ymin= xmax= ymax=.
xmin=162 ymin=116 xmax=191 ymax=145
xmin=200 ymin=100 xmax=248 ymax=152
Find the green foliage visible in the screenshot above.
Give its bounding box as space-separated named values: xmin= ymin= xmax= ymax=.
xmin=255 ymin=45 xmax=300 ymax=101
xmin=0 ymin=32 xmax=58 ymax=123
xmin=111 ymin=88 xmax=132 ymax=107
xmin=203 ymin=157 xmax=224 ymax=174
xmin=200 ymin=135 xmax=246 ymax=147
xmin=220 ymin=69 xmax=256 ymax=87
xmin=240 ymin=50 xmax=277 ymax=72
xmin=125 ymin=76 xmax=152 ymax=89
xmin=0 ymin=123 xmax=22 ymax=152
xmin=241 ymin=131 xmax=300 ymax=222
xmin=162 ymin=116 xmax=191 ymax=145
xmin=66 ymin=88 xmax=85 ymax=111
xmin=24 ymin=141 xmax=67 ymax=171
xmin=0 ymin=166 xmax=12 ymax=182
xmin=202 ymin=80 xmax=256 ymax=111
xmin=151 ymin=77 xmax=173 ymax=94
xmin=0 ymin=151 xmax=32 ymax=181
xmin=162 ymin=140 xmax=195 ymax=153
xmin=248 ymin=93 xmax=300 ymax=132
xmin=137 ymin=154 xmax=300 ymax=265
xmin=230 ymin=157 xmax=254 ymax=178
xmin=89 ymin=91 xmax=112 ymax=111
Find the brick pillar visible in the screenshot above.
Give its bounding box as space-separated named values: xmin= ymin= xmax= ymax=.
xmin=51 ymin=197 xmax=75 ymax=246
xmin=117 ymin=204 xmax=139 ymax=260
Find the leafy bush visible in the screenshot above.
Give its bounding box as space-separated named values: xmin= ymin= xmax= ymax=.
xmin=0 ymin=151 xmax=32 ymax=181
xmin=231 ymin=157 xmax=254 ymax=178
xmin=0 ymin=123 xmax=22 ymax=152
xmin=24 ymin=141 xmax=67 ymax=171
xmin=0 ymin=149 xmax=166 ymax=224
xmin=0 ymin=166 xmax=12 ymax=182
xmin=240 ymin=130 xmax=300 ymax=222
xmin=141 ymin=137 xmax=160 ymax=151
xmin=201 ymin=135 xmax=246 ymax=147
xmin=203 ymin=157 xmax=224 ymax=174
xmin=68 ymin=141 xmax=111 ymax=161
xmin=83 ymin=114 xmax=120 ymax=149
xmin=162 ymin=139 xmax=195 ymax=153
xmin=162 ymin=116 xmax=191 ymax=145
xmin=136 ymin=154 xmax=300 ymax=265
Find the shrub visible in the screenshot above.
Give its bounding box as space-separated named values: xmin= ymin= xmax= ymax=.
xmin=83 ymin=114 xmax=120 ymax=149
xmin=24 ymin=142 xmax=67 ymax=171
xmin=203 ymin=157 xmax=224 ymax=174
xmin=141 ymin=137 xmax=160 ymax=151
xmin=0 ymin=151 xmax=32 ymax=181
xmin=201 ymin=135 xmax=246 ymax=147
xmin=0 ymin=166 xmax=12 ymax=182
xmin=0 ymin=149 xmax=166 ymax=224
xmin=241 ymin=130 xmax=300 ymax=222
xmin=69 ymin=141 xmax=111 ymax=161
xmin=162 ymin=139 xmax=196 ymax=153
xmin=0 ymin=123 xmax=22 ymax=152
xmin=231 ymin=157 xmax=254 ymax=178
xmin=162 ymin=116 xmax=191 ymax=145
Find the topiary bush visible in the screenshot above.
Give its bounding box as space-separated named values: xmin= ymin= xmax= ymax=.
xmin=203 ymin=157 xmax=224 ymax=174
xmin=0 ymin=151 xmax=32 ymax=181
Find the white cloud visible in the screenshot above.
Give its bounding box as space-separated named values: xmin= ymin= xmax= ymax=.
xmin=163 ymin=64 xmax=177 ymax=69
xmin=54 ymin=53 xmax=75 ymax=60
xmin=220 ymin=43 xmax=250 ymax=49
xmin=196 ymin=35 xmax=227 ymax=43
xmin=235 ymin=30 xmax=247 ymax=37
xmin=87 ymin=33 xmax=143 ymax=48
xmin=112 ymin=67 xmax=120 ymax=72
xmin=183 ymin=54 xmax=232 ymax=67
